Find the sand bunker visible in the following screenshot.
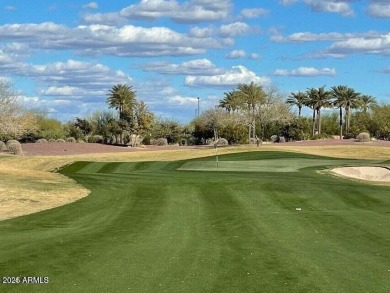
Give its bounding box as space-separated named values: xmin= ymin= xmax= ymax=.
xmin=331 ymin=166 xmax=390 ymax=182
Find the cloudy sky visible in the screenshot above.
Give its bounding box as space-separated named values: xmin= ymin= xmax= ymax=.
xmin=0 ymin=0 xmax=389 ymax=122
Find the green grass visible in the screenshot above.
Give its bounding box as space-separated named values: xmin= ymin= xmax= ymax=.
xmin=1 ymin=151 xmax=389 ymax=292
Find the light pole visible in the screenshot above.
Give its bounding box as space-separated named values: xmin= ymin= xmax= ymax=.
xmin=197 ymin=97 xmax=200 ymax=118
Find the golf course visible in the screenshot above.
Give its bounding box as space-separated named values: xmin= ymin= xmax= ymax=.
xmin=0 ymin=146 xmax=389 ymax=292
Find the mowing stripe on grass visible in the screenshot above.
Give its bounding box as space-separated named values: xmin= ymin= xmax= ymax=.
xmin=1 ymin=151 xmax=389 ymax=293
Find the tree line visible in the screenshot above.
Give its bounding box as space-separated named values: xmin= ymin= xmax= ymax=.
xmin=1 ymin=78 xmax=389 ymax=145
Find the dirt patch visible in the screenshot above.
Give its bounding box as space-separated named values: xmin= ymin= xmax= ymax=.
xmin=331 ymin=166 xmax=390 ymax=183
xmin=20 ymin=142 xmax=210 ymax=156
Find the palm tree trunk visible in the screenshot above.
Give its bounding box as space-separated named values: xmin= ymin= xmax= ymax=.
xmin=312 ymin=109 xmax=316 ymax=137
xmin=339 ymin=106 xmax=343 ymax=139
xmin=298 ymin=106 xmax=302 ymax=117
xmin=317 ymin=108 xmax=321 ymax=135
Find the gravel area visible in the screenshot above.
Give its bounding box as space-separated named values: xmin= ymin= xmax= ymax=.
xmin=16 ymin=139 xmax=390 ymax=156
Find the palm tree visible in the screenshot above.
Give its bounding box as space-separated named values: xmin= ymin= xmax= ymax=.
xmin=219 ymin=90 xmax=241 ymax=113
xmin=107 ymin=84 xmax=136 ymax=144
xmin=343 ymin=88 xmax=360 ymax=133
xmin=331 ymin=85 xmax=348 ymax=139
xmin=306 ymin=86 xmax=332 ymax=136
xmin=286 ymin=91 xmax=307 ymax=117
xmin=236 ymin=82 xmax=266 ymax=139
xmin=107 ymin=84 xmax=136 ymax=121
xmin=358 ymin=95 xmax=377 ymax=113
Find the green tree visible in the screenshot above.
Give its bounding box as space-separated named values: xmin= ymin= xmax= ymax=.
xmin=358 ymin=95 xmax=377 ymax=113
xmin=151 ymin=118 xmax=183 ymax=145
xmin=331 ymin=85 xmax=348 ymax=139
xmin=134 ymin=101 xmax=155 ymax=136
xmin=74 ymin=117 xmax=92 ymax=137
xmin=342 ymin=87 xmax=360 ymax=133
xmin=286 ymin=91 xmax=307 ymax=117
xmin=219 ymin=90 xmax=241 ymax=113
xmin=107 ymin=84 xmax=136 ymax=144
xmin=236 ymin=82 xmax=266 ymax=139
xmin=306 ymin=86 xmax=332 ymax=136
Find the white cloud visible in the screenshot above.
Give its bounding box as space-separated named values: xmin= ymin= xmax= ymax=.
xmin=0 ymin=22 xmax=230 ymax=57
xmin=168 ymin=95 xmax=199 ymax=107
xmin=219 ymin=22 xmax=251 ymax=37
xmin=273 ymin=67 xmax=336 ymax=76
xmin=119 ymin=0 xmax=232 ymax=23
xmin=240 ymin=8 xmax=269 ymax=18
xmin=82 ymin=12 xmax=127 ymax=26
xmin=185 ymin=65 xmax=270 ymax=88
xmin=272 ymin=31 xmax=390 ymax=58
xmin=83 ymin=2 xmax=98 ymax=9
xmin=40 ymin=86 xmax=79 ymax=96
xmin=5 ymin=6 xmax=16 ymax=11
xmin=326 ymin=33 xmax=390 ymax=56
xmin=249 ymin=53 xmax=261 ymax=60
xmin=226 ymin=50 xmax=246 ymax=59
xmin=226 ymin=50 xmax=261 ymax=59
xmin=142 ymin=59 xmax=225 ymax=75
xmin=279 ymin=0 xmax=356 ymax=16
xmin=367 ymin=1 xmax=390 ymax=18
xmin=188 ymin=26 xmax=214 ymax=38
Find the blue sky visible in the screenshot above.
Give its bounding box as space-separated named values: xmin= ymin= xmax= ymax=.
xmin=0 ymin=0 xmax=389 ymax=122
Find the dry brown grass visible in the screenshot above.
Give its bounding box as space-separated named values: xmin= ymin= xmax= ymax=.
xmin=1 ymin=144 xmax=389 ymax=221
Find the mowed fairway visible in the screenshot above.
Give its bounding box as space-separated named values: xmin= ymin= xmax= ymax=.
xmin=1 ymin=151 xmax=389 ymax=292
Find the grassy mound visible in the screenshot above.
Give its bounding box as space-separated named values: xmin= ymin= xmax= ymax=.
xmin=0 ymin=151 xmax=389 ymax=292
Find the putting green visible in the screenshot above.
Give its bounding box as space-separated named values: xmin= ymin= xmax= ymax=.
xmin=179 ymin=158 xmax=361 ymax=172
xmin=0 ymin=151 xmax=389 ymax=292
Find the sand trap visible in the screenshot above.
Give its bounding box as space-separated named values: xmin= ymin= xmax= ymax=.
xmin=331 ymin=166 xmax=390 ymax=182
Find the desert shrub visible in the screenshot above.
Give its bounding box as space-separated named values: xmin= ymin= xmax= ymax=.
xmin=270 ymin=135 xmax=278 ymax=143
xmin=7 ymin=140 xmax=23 ymax=155
xmin=92 ymin=135 xmax=103 ymax=144
xmin=343 ymin=132 xmax=354 ymax=139
xmin=217 ymin=138 xmax=228 ymax=146
xmin=56 ymin=139 xmax=66 ymax=143
xmin=36 ymin=138 xmax=48 ymax=143
xmin=77 ymin=139 xmax=86 ymax=143
xmin=249 ymin=138 xmax=257 ymax=144
xmin=0 ymin=141 xmax=6 ymax=152
xmin=66 ymin=137 xmax=76 ymax=143
xmin=206 ymin=138 xmax=214 ymax=145
xmin=356 ymin=132 xmax=370 ymax=142
xmin=150 ymin=138 xmax=168 ymax=146
xmin=6 ymin=139 xmax=19 ymax=146
xmin=278 ymin=136 xmax=286 ymax=143
xmin=48 ymin=138 xmax=56 ymax=143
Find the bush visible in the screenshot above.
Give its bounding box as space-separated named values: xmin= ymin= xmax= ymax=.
xmin=66 ymin=137 xmax=76 ymax=143
xmin=249 ymin=138 xmax=257 ymax=144
xmin=216 ymin=138 xmax=228 ymax=146
xmin=0 ymin=141 xmax=6 ymax=152
xmin=278 ymin=136 xmax=286 ymax=143
xmin=92 ymin=135 xmax=103 ymax=144
xmin=270 ymin=135 xmax=278 ymax=143
xmin=356 ymin=132 xmax=370 ymax=142
xmin=48 ymin=139 xmax=56 ymax=143
xmin=56 ymin=139 xmax=66 ymax=143
xmin=6 ymin=140 xmax=23 ymax=155
xmin=150 ymin=138 xmax=168 ymax=146
xmin=77 ymin=139 xmax=86 ymax=143
xmin=36 ymin=138 xmax=48 ymax=143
